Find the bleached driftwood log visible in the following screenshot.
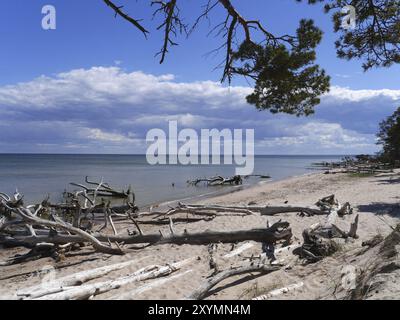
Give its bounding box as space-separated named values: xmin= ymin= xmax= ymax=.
xmin=138 ymin=203 xmax=328 ymax=223
xmin=34 ymin=258 xmax=195 ymax=300
xmin=111 ymin=270 xmax=193 ymax=300
xmin=15 ymin=256 xmax=149 ymax=300
xmin=223 ymin=242 xmax=254 ymax=258
xmin=188 ymin=264 xmax=280 ymax=300
xmin=252 ymin=282 xmax=304 ymax=300
xmin=136 ymin=216 xmax=215 ymax=225
xmin=175 ymin=203 xmax=328 ymax=217
xmin=140 ymin=203 xmax=257 ymax=220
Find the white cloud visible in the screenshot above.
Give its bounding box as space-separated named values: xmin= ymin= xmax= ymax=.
xmin=0 ymin=66 xmax=398 ymax=154
xmin=327 ymin=86 xmax=400 ymax=102
xmin=257 ymin=122 xmax=377 ymax=154
xmin=0 ymin=67 xmax=251 ymax=111
xmin=85 ymin=128 xmax=137 ymax=143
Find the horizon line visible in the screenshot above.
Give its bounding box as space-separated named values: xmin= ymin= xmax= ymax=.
xmin=0 ymin=152 xmax=364 ymax=156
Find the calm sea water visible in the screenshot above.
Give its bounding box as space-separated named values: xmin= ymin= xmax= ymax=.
xmin=0 ymin=154 xmax=343 ymax=207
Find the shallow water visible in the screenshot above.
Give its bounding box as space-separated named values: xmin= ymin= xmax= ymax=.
xmin=0 ymin=154 xmax=343 ymax=206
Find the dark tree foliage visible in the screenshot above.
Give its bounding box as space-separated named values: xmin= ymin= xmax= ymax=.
xmin=301 ymin=0 xmax=400 ymax=70
xmin=103 ymin=0 xmax=400 ymax=116
xmin=232 ymin=20 xmax=330 ymax=115
xmin=377 ymin=107 xmax=400 ymax=163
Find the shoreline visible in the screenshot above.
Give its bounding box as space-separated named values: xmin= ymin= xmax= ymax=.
xmin=149 ymin=170 xmax=321 ymax=211
xmin=0 ymin=154 xmax=344 ymax=208
xmin=1 ymin=169 xmax=400 ymax=299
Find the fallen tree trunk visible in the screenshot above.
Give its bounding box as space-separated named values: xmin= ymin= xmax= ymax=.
xmin=138 ymin=199 xmax=334 ymax=221
xmin=34 ymin=258 xmax=195 ymax=300
xmin=179 ymin=203 xmax=327 ymax=216
xmin=187 ymin=264 xmax=280 ymax=300
xmin=260 ymin=207 xmax=327 ymax=216
xmin=142 ymin=204 xmax=256 ymax=220
xmin=12 ymin=221 xmax=292 ymax=247
xmin=16 ymin=256 xmax=150 ymax=300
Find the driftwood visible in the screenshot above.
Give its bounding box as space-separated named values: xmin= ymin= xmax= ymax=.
xmin=5 ymin=205 xmax=123 ymax=255
xmin=313 ymin=155 xmax=396 ymax=173
xmin=34 ymin=258 xmax=195 ymax=300
xmin=12 ymin=221 xmax=292 ymax=247
xmin=252 ymin=282 xmax=304 ymax=300
xmin=69 ymin=176 xmax=132 ymax=199
xmin=188 ymin=263 xmax=280 ymax=300
xmin=0 ymin=177 xmax=142 ymax=257
xmin=243 ymin=174 xmax=271 ymax=179
xmin=111 ymin=269 xmax=193 ymax=300
xmin=223 ymin=242 xmax=254 ymax=258
xmin=314 ymin=195 xmax=353 ymax=217
xmin=0 ymin=243 xmax=72 ymax=266
xmin=299 ymin=214 xmax=359 ymax=263
xmin=260 ymin=206 xmax=327 ymax=217
xmin=54 ymin=177 xmax=137 ymax=232
xmin=15 ymin=256 xmax=150 ymax=300
xmin=292 ymin=195 xmax=358 ymax=263
xmin=188 ymin=175 xmax=242 ymax=186
xmin=2 ymin=191 xmax=342 ymax=264
xmin=136 ymin=216 xmax=215 ymax=225
xmin=1 ymin=183 xmax=372 ymax=300
xmin=140 ymin=203 xmax=256 ymax=220
xmin=1 ymin=190 xmax=352 ymax=269
xmin=300 ymin=224 xmax=342 ymax=262
xmin=324 ymin=168 xmax=394 ymax=175
xmin=147 ymin=202 xmax=329 ymax=219
xmin=347 ymin=214 xmax=359 ymax=239
xmin=2 ymin=183 xmax=300 ymax=262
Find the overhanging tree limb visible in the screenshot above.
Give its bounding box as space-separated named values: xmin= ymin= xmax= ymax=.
xmin=103 ymin=0 xmax=149 ymax=37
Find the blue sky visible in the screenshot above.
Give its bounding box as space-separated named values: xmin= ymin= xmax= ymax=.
xmin=0 ymin=0 xmax=399 ymax=154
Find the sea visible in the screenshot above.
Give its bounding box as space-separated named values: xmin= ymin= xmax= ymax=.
xmin=0 ymin=154 xmax=343 ymax=207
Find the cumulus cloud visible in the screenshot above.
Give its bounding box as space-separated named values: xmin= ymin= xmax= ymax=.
xmin=0 ymin=66 xmax=398 ymax=154
xmin=328 ymin=86 xmax=400 ymax=102
xmin=256 ymin=122 xmax=377 ymax=154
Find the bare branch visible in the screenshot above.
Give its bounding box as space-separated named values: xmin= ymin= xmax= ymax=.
xmin=103 ymin=0 xmax=149 ymax=38
xmin=152 ymin=0 xmax=188 ymax=63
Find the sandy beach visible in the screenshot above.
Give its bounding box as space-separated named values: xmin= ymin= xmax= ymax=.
xmin=1 ymin=171 xmax=399 ymax=300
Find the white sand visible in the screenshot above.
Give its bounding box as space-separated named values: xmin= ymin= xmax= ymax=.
xmin=1 ymin=171 xmax=399 ymax=300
